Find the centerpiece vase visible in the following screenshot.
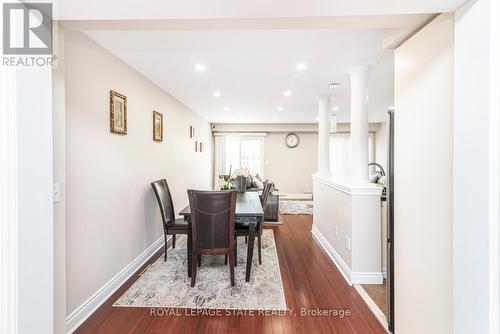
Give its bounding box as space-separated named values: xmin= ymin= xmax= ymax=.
xmin=235 ymin=175 xmax=247 ymax=193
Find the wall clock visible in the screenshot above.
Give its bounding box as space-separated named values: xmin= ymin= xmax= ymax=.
xmin=285 ymin=132 xmax=300 ymax=148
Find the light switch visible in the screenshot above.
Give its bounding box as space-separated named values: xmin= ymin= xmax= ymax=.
xmin=346 ymin=236 xmax=351 ymax=251
xmin=334 ymin=225 xmax=338 ymax=236
xmin=53 ymin=183 xmax=60 ymax=203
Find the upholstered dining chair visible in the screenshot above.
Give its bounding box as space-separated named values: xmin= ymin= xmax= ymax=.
xmin=151 ymin=179 xmax=189 ymax=262
xmin=237 ymin=180 xmax=273 ymax=265
xmin=187 ymin=190 xmax=237 ymax=287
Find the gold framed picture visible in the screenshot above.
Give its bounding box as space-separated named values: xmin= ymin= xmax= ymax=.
xmin=195 ymin=141 xmax=198 ymax=152
xmin=110 ymin=90 xmax=127 ymax=134
xmin=189 ymin=126 xmax=195 ymax=138
xmin=153 ymin=111 xmax=163 ymax=142
xmin=199 ymin=142 xmax=203 ymax=152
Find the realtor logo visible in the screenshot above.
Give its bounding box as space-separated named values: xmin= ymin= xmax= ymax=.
xmin=3 ymin=3 xmax=52 ymax=55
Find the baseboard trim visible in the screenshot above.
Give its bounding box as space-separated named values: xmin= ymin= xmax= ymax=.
xmin=311 ymin=225 xmax=353 ymax=285
xmin=352 ymin=271 xmax=384 ymax=284
xmin=311 ymin=225 xmax=383 ymax=285
xmin=65 ymin=236 xmax=166 ymax=333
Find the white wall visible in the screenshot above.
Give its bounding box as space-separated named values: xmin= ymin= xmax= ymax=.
xmin=313 ymin=181 xmax=352 ymax=267
xmin=394 ymin=14 xmax=454 ymax=334
xmin=52 ymin=26 xmax=67 ymax=334
xmin=264 ymin=132 xmax=317 ymax=194
xmin=453 ymin=0 xmax=500 ymax=332
xmin=312 ymin=176 xmax=383 ymax=284
xmin=17 ymin=67 xmax=55 ymax=334
xmin=374 ymin=121 xmax=388 ymax=172
xmin=64 ymin=31 xmax=212 ymax=315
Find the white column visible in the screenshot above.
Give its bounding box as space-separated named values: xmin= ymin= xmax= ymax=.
xmin=350 ymin=65 xmax=371 ymax=183
xmin=318 ymin=95 xmax=331 ymax=175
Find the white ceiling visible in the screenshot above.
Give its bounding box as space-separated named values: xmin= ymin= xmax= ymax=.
xmin=62 ymin=0 xmax=469 ymax=124
xmin=86 ymin=28 xmax=394 ymax=123
xmin=74 ymin=0 xmax=468 ymax=124
xmin=57 ymin=0 xmax=468 ymax=20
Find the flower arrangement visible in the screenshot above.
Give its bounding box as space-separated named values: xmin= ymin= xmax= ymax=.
xmin=218 ymin=176 xmax=233 ymax=191
xmin=230 ymin=167 xmax=250 ymax=178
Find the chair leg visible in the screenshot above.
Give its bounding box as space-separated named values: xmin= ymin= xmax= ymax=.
xmin=191 ymin=252 xmax=198 ymax=287
xmin=198 ymin=255 xmax=202 ymax=267
xmin=258 ymin=235 xmax=262 ymax=265
xmin=234 ymin=238 xmax=238 ymax=267
xmin=228 ymin=250 xmax=235 ymax=286
xmin=164 ymin=234 xmax=168 ymax=262
xmin=225 ymin=255 xmax=228 ymax=265
xmin=172 ymin=234 xmax=176 ymax=249
xmin=245 ymin=236 xmax=248 ymax=244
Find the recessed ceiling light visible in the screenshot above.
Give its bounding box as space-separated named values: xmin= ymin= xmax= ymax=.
xmin=224 ymin=107 xmax=230 ymax=111
xmin=332 ymin=106 xmax=339 ymax=111
xmin=283 ymin=91 xmax=292 ymax=97
xmin=277 ymin=106 xmax=283 ymax=111
xmin=213 ymin=91 xmax=221 ymax=97
xmin=195 ymin=63 xmax=206 ymax=72
xmin=296 ymin=62 xmax=307 ymax=71
xmin=315 ymin=116 xmax=319 ymax=121
xmin=328 ymin=83 xmax=340 ymax=89
xmin=273 ymin=117 xmax=277 ymax=121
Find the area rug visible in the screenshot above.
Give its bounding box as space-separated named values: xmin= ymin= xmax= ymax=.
xmin=113 ymin=230 xmax=286 ymax=310
xmin=279 ymin=201 xmax=313 ymax=215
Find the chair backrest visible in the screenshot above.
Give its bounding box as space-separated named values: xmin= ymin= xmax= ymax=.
xmin=260 ymin=180 xmax=273 ymax=208
xmin=187 ymin=190 xmax=237 ymax=251
xmin=151 ymin=179 xmax=176 ymax=230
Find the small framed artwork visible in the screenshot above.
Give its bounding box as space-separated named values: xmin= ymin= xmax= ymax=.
xmin=189 ymin=126 xmax=195 ymax=138
xmin=110 ymin=90 xmax=127 ymax=135
xmin=195 ymin=141 xmax=198 ymax=152
xmin=199 ymin=142 xmax=203 ymax=152
xmin=153 ymin=111 xmax=163 ymax=142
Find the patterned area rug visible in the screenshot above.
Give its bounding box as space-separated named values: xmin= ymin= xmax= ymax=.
xmin=114 ymin=230 xmax=286 ymax=310
xmin=279 ymin=201 xmax=313 ymax=215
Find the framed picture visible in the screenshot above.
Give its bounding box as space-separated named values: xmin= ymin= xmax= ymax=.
xmin=110 ymin=90 xmax=127 ymax=134
xmin=153 ymin=111 xmax=163 ymax=142
xmin=189 ymin=126 xmax=195 ymax=138
xmin=195 ymin=141 xmax=198 ymax=152
xmin=199 ymin=142 xmax=203 ymax=152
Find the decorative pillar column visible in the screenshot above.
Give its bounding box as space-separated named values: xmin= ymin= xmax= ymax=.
xmin=318 ymin=95 xmax=331 ymax=175
xmin=350 ymin=65 xmax=371 ymax=183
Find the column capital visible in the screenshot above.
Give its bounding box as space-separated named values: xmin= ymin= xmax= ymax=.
xmin=318 ymin=94 xmax=333 ymax=104
xmin=318 ymin=95 xmax=332 ymax=111
xmin=351 ymin=64 xmax=372 ymax=73
xmin=350 ymin=64 xmax=371 ymax=86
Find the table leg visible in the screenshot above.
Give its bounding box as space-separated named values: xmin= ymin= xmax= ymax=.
xmin=245 ymin=221 xmax=256 ymax=282
xmin=187 ymin=217 xmax=192 ymax=278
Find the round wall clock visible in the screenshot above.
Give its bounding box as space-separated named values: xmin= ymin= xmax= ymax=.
xmin=285 ymin=132 xmax=300 ymax=148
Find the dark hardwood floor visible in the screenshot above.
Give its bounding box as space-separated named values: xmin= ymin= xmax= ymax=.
xmin=75 ymin=215 xmax=385 ymax=334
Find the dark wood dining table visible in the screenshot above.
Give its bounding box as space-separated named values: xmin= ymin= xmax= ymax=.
xmin=179 ymin=191 xmax=264 ymax=282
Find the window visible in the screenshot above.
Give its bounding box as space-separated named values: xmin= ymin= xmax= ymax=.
xmin=214 ymin=133 xmax=266 ymax=182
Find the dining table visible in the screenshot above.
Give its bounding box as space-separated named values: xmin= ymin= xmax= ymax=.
xmin=179 ymin=191 xmax=264 ymax=282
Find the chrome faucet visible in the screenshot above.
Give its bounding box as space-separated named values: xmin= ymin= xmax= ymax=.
xmin=368 ymin=162 xmax=386 ymax=176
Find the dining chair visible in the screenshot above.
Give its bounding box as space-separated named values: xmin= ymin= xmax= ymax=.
xmin=151 ymin=179 xmax=189 ymax=262
xmin=187 ymin=190 xmax=237 ymax=287
xmin=237 ymin=180 xmax=273 ymax=265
